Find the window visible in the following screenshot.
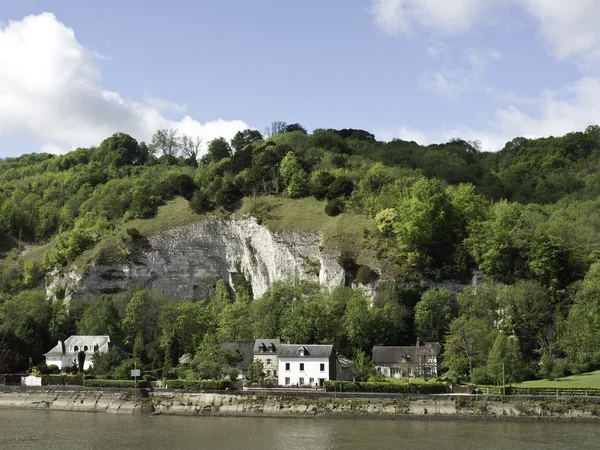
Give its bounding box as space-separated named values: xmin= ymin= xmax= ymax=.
xmin=266 ymin=358 xmax=272 ymax=365
xmin=285 ymin=363 xmax=290 ymax=371
xmin=285 ymin=377 xmax=290 ymax=385
xmin=84 ymin=346 xmax=88 ymax=351
xmin=299 ymin=363 xmax=304 ymax=371
xmin=320 ymin=363 xmax=325 ymax=372
xmin=74 ymin=346 xmax=79 ymax=352
xmin=299 ymin=377 xmax=304 ymax=385
xmin=309 ymin=378 xmax=314 ymax=384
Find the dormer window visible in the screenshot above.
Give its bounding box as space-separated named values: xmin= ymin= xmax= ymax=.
xmin=74 ymin=346 xmax=79 ymax=352
xmin=298 ymin=346 xmax=308 ymax=356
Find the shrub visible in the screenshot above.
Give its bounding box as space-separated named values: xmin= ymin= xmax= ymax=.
xmin=471 ymin=367 xmax=493 ymax=385
xmin=325 ymin=198 xmax=345 ymax=216
xmin=355 ymin=265 xmax=378 ymax=285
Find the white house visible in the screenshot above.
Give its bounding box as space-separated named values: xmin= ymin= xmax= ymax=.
xmin=278 ymin=344 xmax=337 ymax=388
xmin=43 ymin=335 xmax=111 ymax=370
xmin=253 ymin=338 xmax=280 ymax=378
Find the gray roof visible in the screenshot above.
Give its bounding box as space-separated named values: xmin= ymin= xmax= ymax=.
xmin=44 ymin=335 xmax=111 ymax=356
xmin=278 ymin=344 xmax=334 ymax=359
xmin=220 ymin=340 xmax=255 ymax=369
xmin=372 ymin=343 xmax=441 ymax=365
xmin=253 ymin=338 xmax=280 ymax=354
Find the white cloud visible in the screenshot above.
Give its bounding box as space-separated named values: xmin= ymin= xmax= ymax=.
xmin=370 ymin=0 xmax=501 ymax=36
xmin=0 ymin=13 xmax=250 ymax=155
xmin=464 ymin=47 xmax=503 ymax=70
xmin=419 ymin=69 xmax=472 ymax=100
xmin=371 ymin=0 xmax=600 ymax=61
xmin=427 ymin=39 xmax=449 ymax=58
xmin=143 ymin=95 xmax=188 ymax=115
xmin=378 ymin=76 xmax=600 ymax=152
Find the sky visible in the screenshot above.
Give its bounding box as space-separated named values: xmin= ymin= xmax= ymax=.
xmin=1 ymin=0 xmax=600 ymax=157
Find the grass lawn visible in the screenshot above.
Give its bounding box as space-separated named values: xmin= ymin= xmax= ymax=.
xmin=515 ymin=370 xmax=600 ymax=388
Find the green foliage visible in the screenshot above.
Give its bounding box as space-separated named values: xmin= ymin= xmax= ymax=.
xmin=160 ymin=379 xmax=231 ymax=390
xmin=77 ymin=295 xmax=121 ymax=341
xmin=84 ymin=379 xmax=148 ymax=388
xmin=324 ymin=380 xmax=447 ymax=393
xmin=487 ymin=334 xmax=525 ymax=385
xmin=349 ymin=350 xmax=376 ymax=381
xmin=246 ymin=359 xmax=265 ymax=383
xmin=414 ymin=288 xmax=454 ymax=342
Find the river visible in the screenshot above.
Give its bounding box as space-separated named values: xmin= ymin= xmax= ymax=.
xmin=0 ymin=410 xmax=597 ymax=449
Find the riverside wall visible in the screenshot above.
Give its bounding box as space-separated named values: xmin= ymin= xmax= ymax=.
xmin=1 ymin=388 xmax=600 ymax=421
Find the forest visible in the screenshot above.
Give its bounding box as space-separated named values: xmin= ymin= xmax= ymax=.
xmin=2 ymin=122 xmax=600 ymax=383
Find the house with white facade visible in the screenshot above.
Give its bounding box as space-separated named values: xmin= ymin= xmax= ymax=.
xmin=253 ymin=338 xmax=280 ymax=378
xmin=278 ymin=344 xmax=337 ymax=387
xmin=373 ymin=339 xmax=441 ymax=378
xmin=43 ymin=335 xmax=111 ymax=371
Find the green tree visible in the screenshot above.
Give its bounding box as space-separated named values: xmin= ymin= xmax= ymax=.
xmin=231 ymin=129 xmax=263 ymax=153
xmin=217 ymin=293 xmax=253 ymax=341
xmin=77 ymin=295 xmax=121 ymax=341
xmin=561 ymin=261 xmax=600 ymax=366
xmin=280 ymin=152 xmax=308 ymax=198
xmin=246 ymin=359 xmax=265 ymax=383
xmin=443 ymin=316 xmax=496 ymax=377
xmin=414 ymin=288 xmax=454 ymax=342
xmin=150 ymin=128 xmax=180 ymax=158
xmin=487 ymin=334 xmax=525 ymax=385
xmin=206 ymin=137 xmax=232 ymax=162
xmin=349 ymin=350 xmax=376 ymax=381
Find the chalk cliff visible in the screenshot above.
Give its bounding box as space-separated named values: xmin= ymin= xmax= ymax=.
xmin=47 ymin=217 xmax=346 ymax=302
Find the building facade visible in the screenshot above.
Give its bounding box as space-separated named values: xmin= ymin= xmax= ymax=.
xmin=373 ymin=340 xmax=441 ymax=378
xmin=277 ymin=344 xmax=337 ymax=387
xmin=44 ymin=335 xmax=111 ymax=370
xmin=253 ymin=338 xmax=280 ymax=378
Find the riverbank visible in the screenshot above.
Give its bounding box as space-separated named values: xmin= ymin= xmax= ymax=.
xmin=1 ymin=387 xmax=600 ymax=421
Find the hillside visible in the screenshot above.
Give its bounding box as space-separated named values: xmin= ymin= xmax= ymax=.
xmin=2 ymin=125 xmax=600 ymax=383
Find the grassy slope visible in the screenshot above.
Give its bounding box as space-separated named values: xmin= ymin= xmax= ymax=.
xmin=239 ymin=196 xmax=373 ymax=257
xmin=515 ymin=370 xmax=600 ymax=388
xmin=77 ymin=197 xmax=208 ymax=268
xmin=23 ymin=195 xmax=375 ymax=268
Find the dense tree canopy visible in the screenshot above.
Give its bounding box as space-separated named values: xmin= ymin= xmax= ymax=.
xmin=3 ymin=124 xmax=600 ymax=382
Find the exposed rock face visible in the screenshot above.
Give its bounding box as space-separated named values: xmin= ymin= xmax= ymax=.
xmin=46 ymin=217 xmax=346 ymax=303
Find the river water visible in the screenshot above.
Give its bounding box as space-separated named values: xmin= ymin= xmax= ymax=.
xmin=0 ymin=410 xmax=597 ymax=450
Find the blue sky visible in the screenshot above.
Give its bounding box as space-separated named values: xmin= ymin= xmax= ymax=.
xmin=1 ymin=0 xmax=599 ymax=157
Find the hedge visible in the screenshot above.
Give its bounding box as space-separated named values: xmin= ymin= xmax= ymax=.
xmin=477 ymin=385 xmax=600 ymax=397
xmin=84 ymin=379 xmax=148 ymax=388
xmin=160 ymin=380 xmax=231 ymax=390
xmin=324 ymin=380 xmax=447 ymax=394
xmin=42 ymin=374 xmax=84 ymax=386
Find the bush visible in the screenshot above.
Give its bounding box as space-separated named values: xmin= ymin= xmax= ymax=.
xmin=471 ymin=367 xmax=493 ymax=385
xmin=324 ymin=380 xmax=447 ymax=394
xmin=325 ymin=198 xmax=345 ymax=216
xmin=42 ymin=374 xmax=84 ymax=386
xmin=355 ymin=265 xmax=378 ymax=285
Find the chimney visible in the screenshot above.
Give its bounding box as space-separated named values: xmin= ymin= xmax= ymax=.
xmin=416 ymin=337 xmax=420 ymax=348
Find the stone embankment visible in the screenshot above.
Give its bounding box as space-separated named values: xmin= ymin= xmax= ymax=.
xmin=1 ymin=388 xmax=600 ymax=421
